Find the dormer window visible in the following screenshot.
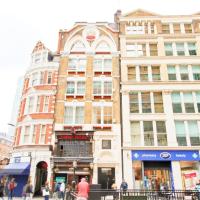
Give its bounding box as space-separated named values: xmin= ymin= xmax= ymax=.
xmin=31 ymin=50 xmax=48 ymax=65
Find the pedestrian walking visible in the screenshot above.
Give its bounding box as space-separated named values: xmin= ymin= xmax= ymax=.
xmin=53 ymin=182 xmax=60 ymax=200
xmin=77 ymin=178 xmax=89 ymax=200
xmin=59 ymin=181 xmax=65 ymax=200
xmin=65 ymin=184 xmax=72 ymax=200
xmin=0 ymin=178 xmax=5 ymax=200
xmin=7 ymin=178 xmax=17 ymax=200
xmin=24 ymin=179 xmax=33 ymax=200
xmin=42 ymin=181 xmax=50 ymax=200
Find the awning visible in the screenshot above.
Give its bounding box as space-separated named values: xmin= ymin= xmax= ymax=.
xmin=0 ymin=162 xmax=30 ymax=175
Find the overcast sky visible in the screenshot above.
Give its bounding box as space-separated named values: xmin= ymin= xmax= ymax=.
xmin=0 ymin=0 xmax=200 ymax=133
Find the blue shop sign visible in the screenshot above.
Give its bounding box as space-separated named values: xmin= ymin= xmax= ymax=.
xmin=132 ymin=150 xmax=200 ymax=161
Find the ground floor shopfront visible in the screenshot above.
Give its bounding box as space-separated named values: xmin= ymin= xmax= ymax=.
xmin=131 ymin=150 xmax=200 ymax=190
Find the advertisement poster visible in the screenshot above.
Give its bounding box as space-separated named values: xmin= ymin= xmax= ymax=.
xmin=183 ymin=172 xmax=197 ymax=190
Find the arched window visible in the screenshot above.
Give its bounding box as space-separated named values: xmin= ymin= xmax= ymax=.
xmin=70 ymin=41 xmax=86 ymax=52
xmin=95 ymin=41 xmax=110 ymax=52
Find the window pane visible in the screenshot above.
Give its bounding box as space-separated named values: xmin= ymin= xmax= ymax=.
xmin=104 ymin=81 xmax=112 ymax=95
xmin=172 ymin=93 xmax=182 ymax=113
xmin=77 ymin=59 xmax=86 ymax=71
xmin=102 ymin=140 xmax=111 ymax=149
xmin=75 ymin=107 xmax=84 ymax=124
xmin=141 ymin=92 xmax=151 ymax=113
xmin=188 ymin=43 xmax=197 ymax=56
xmin=130 ymin=121 xmax=141 ymax=146
xmin=175 ymin=121 xmax=187 ymax=146
xmin=140 ymin=66 xmax=148 ymax=81
xmin=104 ymin=59 xmax=112 ymax=71
xmin=64 ymin=107 xmax=73 ymax=124
xmin=154 ymin=92 xmax=164 ymax=113
xmin=144 ymin=121 xmax=154 ymax=146
xmin=130 ymin=92 xmax=139 ymax=113
xmin=188 ymin=121 xmax=200 ymax=146
xmin=104 ymin=107 xmax=112 ymax=124
xmin=179 ymin=66 xmax=189 ymax=80
xmin=128 ymin=66 xmax=136 ymax=80
xmin=152 ymin=66 xmax=161 ymax=81
xmin=93 ymin=107 xmax=101 ymax=124
xmin=196 ymin=92 xmax=200 ymax=112
xmin=176 ymin=43 xmax=185 ymax=56
xmin=68 ymin=59 xmax=77 ymax=71
xmin=77 ymin=82 xmax=85 ymax=95
xmin=156 ymin=121 xmax=167 ymax=146
xmin=183 ymin=92 xmax=195 ymax=113
xmin=94 ymin=59 xmax=102 ymax=71
xmin=173 ymin=24 xmax=181 ymax=33
xmin=168 ymin=66 xmax=177 ymax=80
xmin=47 ymin=72 xmax=52 ymax=84
xmin=149 ymin=44 xmax=158 ymax=56
xmin=67 ymin=82 xmax=75 ymax=94
xmin=28 ymin=97 xmax=34 ymax=113
xmin=192 ymin=66 xmax=200 ymax=80
xmin=162 ymin=24 xmax=170 ymax=34
xmin=93 ymin=81 xmax=101 ymax=95
xmin=165 ymin=43 xmax=173 ymax=56
xmin=184 ymin=24 xmax=192 ymax=33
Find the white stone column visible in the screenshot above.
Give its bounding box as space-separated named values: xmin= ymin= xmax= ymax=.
xmin=122 ymin=91 xmax=131 ymax=147
xmin=163 ymin=91 xmax=178 ymax=146
xmin=171 ymin=161 xmax=183 ymax=190
xmin=92 ymin=164 xmax=98 ymax=184
xmin=123 ymin=149 xmax=133 ymax=189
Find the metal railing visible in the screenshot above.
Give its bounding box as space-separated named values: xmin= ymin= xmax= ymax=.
xmin=69 ymin=189 xmax=200 ymax=200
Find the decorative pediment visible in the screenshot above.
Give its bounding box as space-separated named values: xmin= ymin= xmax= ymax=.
xmin=32 ymin=41 xmax=48 ymax=53
xmin=123 ymin=9 xmax=160 ymax=17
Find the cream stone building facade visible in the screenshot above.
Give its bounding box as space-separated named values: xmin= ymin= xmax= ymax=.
xmin=53 ymin=22 xmax=122 ymax=189
xmin=118 ymin=9 xmax=200 ymax=190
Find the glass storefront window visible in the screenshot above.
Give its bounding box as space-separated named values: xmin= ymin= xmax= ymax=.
xmin=133 ymin=161 xmax=172 ymax=190
xmin=180 ymin=161 xmax=199 ymax=190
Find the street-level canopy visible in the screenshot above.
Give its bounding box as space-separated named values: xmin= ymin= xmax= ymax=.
xmin=0 ymin=162 xmax=30 ymax=175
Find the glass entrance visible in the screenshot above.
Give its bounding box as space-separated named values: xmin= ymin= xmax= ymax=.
xmin=144 ymin=161 xmax=172 ymax=190
xmin=98 ymin=168 xmax=115 ymax=189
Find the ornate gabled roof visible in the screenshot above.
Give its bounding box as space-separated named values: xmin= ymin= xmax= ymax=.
xmin=122 ymin=8 xmax=160 ymax=18
xmin=32 ymin=41 xmax=49 ymax=53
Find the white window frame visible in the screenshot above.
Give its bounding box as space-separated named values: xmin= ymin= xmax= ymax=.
xmin=93 ymin=58 xmax=112 ymax=72
xmin=66 ymin=78 xmax=86 ymax=95
xmin=92 ymin=102 xmax=112 ymax=125
xmin=68 ymin=58 xmax=86 ymax=72
xmin=93 ymin=77 xmax=112 ymax=96
xmin=64 ymin=102 xmax=85 ymax=124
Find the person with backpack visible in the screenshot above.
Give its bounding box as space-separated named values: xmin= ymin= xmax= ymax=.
xmin=120 ymin=179 xmax=128 ymax=195
xmin=7 ymin=178 xmax=17 ymax=200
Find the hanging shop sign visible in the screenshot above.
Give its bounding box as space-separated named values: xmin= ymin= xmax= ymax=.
xmin=57 ymin=135 xmax=90 ymax=140
xmin=132 ymin=150 xmax=200 ymax=161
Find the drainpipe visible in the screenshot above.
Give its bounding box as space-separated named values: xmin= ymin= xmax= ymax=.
xmin=115 ymin=10 xmax=124 ymax=179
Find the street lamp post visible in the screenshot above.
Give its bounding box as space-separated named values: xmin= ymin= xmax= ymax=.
xmin=72 ymin=160 xmax=77 ymax=190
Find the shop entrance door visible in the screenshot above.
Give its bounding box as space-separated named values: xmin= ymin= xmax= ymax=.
xmin=144 ymin=161 xmax=172 ymax=190
xmin=34 ymin=161 xmax=48 ymax=196
xmin=98 ymin=168 xmax=115 ymax=189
